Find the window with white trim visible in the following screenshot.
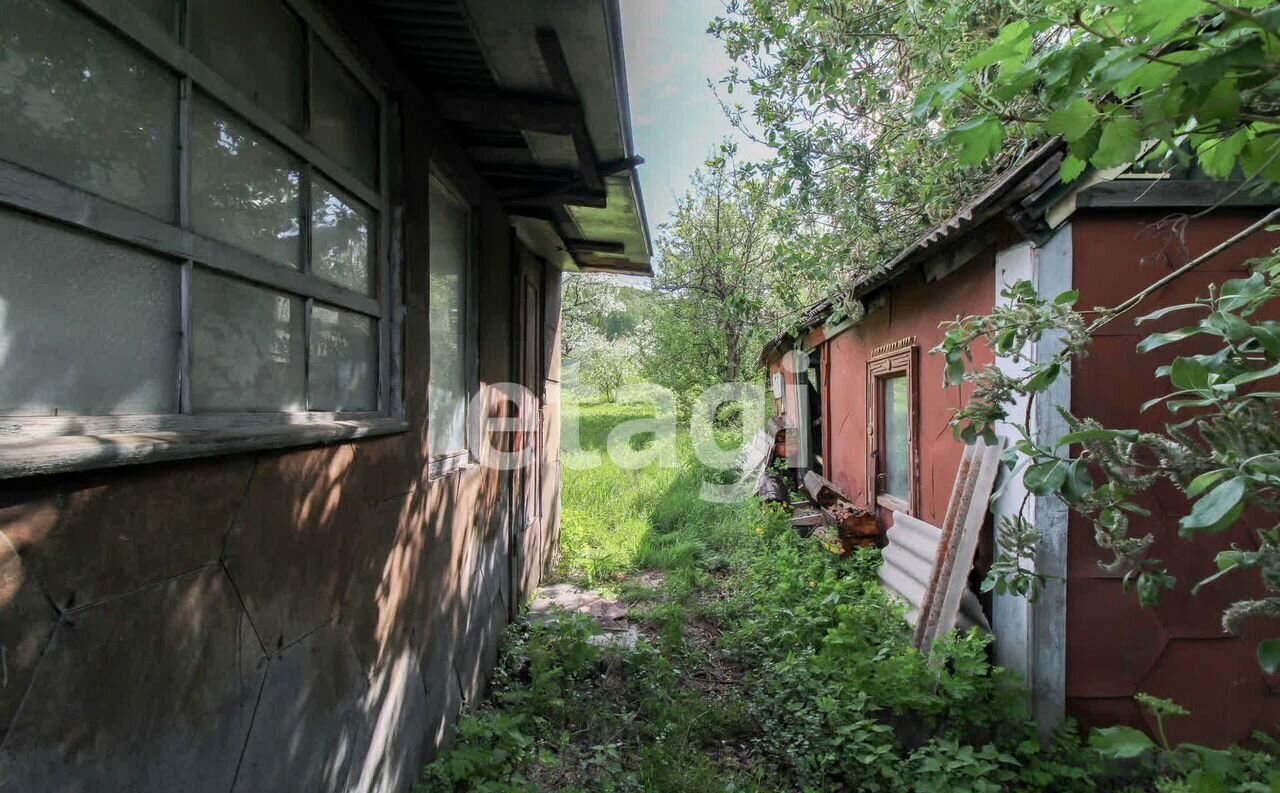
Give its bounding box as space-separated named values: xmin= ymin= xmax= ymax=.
xmin=427 ymin=175 xmax=471 ymax=468
xmin=0 ymin=0 xmax=398 ymax=467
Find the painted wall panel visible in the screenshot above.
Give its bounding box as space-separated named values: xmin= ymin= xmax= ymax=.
xmin=1067 ymin=210 xmax=1280 ymax=744
xmin=821 ymin=248 xmax=996 ymax=525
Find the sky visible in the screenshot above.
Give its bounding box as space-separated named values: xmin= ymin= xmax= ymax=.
xmin=618 ymin=0 xmax=773 ymax=243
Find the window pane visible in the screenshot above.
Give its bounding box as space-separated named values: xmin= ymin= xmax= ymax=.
xmin=309 ymin=305 xmax=376 ymax=411
xmin=0 ymin=210 xmax=178 ymax=415
xmin=188 ymin=0 xmax=304 ymax=129
xmin=312 ymin=42 xmax=378 ymax=188
xmin=428 ymin=179 xmax=468 ymax=456
xmin=882 ymin=375 xmax=910 ymax=500
xmin=0 ymin=0 xmax=177 ymax=219
xmin=190 ymin=93 xmax=302 ymax=268
xmin=311 ymin=175 xmax=374 ymax=295
xmin=190 ymin=270 xmax=304 ymax=412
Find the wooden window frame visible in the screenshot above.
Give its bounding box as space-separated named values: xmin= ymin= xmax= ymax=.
xmin=0 ymin=0 xmax=407 ymax=479
xmin=866 ymin=337 xmax=920 ymax=516
xmin=426 ymin=171 xmax=479 ymax=480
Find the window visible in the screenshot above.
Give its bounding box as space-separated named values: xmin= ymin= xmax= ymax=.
xmin=427 ymin=176 xmax=472 ymax=470
xmin=0 ymin=0 xmax=400 ymax=475
xmin=867 ymin=338 xmax=918 ymax=514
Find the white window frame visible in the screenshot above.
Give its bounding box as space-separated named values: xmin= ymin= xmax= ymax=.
xmin=426 ymin=171 xmax=477 ymax=480
xmin=0 ymin=0 xmax=406 ymax=479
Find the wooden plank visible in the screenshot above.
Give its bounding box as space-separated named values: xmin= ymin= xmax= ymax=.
xmin=433 ymin=92 xmax=583 ymax=135
xmin=915 ymin=439 xmax=1003 ymax=653
xmin=1077 ymin=179 xmax=1280 ymax=209
xmin=536 ymin=29 xmax=602 ymax=192
xmin=562 ymin=239 xmax=627 ymax=255
xmin=0 ymin=419 xmax=408 ymax=480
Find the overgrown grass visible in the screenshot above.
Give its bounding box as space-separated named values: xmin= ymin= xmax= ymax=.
xmin=418 ymin=403 xmax=1280 ymax=793
xmin=557 ymin=401 xmax=758 ymax=589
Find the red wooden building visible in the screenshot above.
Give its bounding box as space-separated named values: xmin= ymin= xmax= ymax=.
xmin=762 ymin=141 xmax=1280 ymax=746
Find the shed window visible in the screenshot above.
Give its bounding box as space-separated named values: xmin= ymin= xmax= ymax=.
xmin=880 ymin=375 xmax=910 ymax=500
xmin=428 ymin=176 xmax=472 ymax=468
xmin=0 ymin=0 xmax=401 ymax=476
xmin=867 ymin=339 xmax=919 ymax=515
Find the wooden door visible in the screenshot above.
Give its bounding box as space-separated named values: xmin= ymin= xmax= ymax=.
xmin=514 ymin=246 xmax=545 ymax=600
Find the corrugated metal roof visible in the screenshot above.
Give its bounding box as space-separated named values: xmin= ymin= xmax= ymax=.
xmin=365 ymin=0 xmax=497 ymax=91
xmin=759 ymin=139 xmax=1067 ymax=362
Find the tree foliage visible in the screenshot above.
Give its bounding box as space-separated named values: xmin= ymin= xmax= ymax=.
xmin=711 ymin=0 xmax=1034 ymax=280
xmin=919 ymin=1 xmax=1280 ymax=663
xmin=645 ymin=154 xmax=822 ymax=407
xmin=915 ymin=0 xmax=1280 ymax=184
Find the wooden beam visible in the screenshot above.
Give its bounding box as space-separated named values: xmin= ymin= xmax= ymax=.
xmin=1077 ymin=179 xmax=1280 ymax=209
xmin=562 ymin=238 xmax=626 ymax=254
xmin=476 ymin=163 xmax=579 ymax=183
xmin=600 ymin=155 xmax=645 ymax=176
xmin=536 ymin=28 xmax=603 ymax=192
xmin=433 ymin=91 xmax=582 ymax=135
xmin=506 ymin=205 xmax=558 ymax=223
xmin=497 ymin=184 xmax=608 ymax=209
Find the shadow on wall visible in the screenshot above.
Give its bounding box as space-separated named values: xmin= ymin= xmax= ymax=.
xmin=0 ymin=409 xmax=515 ymax=792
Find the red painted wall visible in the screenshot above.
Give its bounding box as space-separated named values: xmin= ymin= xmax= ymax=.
xmin=1067 ymin=210 xmax=1280 ymax=745
xmin=770 ymin=207 xmax=1280 ymax=747
xmin=820 ymin=249 xmax=996 ymax=525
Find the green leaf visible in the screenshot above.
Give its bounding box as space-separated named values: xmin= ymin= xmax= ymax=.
xmin=1056 ymin=428 xmax=1140 ymax=447
xmin=1137 ymin=327 xmax=1202 ymax=353
xmin=1136 ymin=303 xmax=1203 ymax=324
xmin=1054 ymin=289 xmax=1081 ymax=307
xmin=1179 ymin=477 xmax=1247 ymax=535
xmin=1024 ymin=459 xmax=1070 ymax=496
xmin=945 ymin=352 xmax=967 ymax=387
xmin=1169 ymin=357 xmax=1211 ymax=390
xmin=1091 ymin=118 xmax=1143 ymax=169
xmin=964 ymin=20 xmax=1034 ymax=71
xmin=1061 ymin=460 xmax=1095 ymax=504
xmin=1229 ymin=361 xmax=1280 ymax=386
xmin=1060 ymin=155 xmax=1088 ymax=183
xmin=1187 ymin=469 xmax=1229 ymax=498
xmin=1046 ymin=99 xmax=1100 ymax=143
xmin=944 ymin=117 xmax=1006 ymax=166
xmin=1259 ymin=639 xmax=1280 ymax=675
xmin=1090 ymin=726 xmax=1156 ymax=759
xmin=1198 ymin=130 xmax=1250 ymax=180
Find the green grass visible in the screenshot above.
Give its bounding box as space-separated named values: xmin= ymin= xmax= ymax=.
xmin=558 ymin=401 xmax=759 ymax=591
xmin=418 ymin=403 xmax=1277 ymax=792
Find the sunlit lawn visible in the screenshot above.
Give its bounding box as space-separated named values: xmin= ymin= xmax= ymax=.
xmin=556 ymin=400 xmax=758 ymax=589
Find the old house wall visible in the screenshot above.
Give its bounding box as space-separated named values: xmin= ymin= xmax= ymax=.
xmin=819 ymin=251 xmax=996 ymax=524
xmin=1065 ymin=210 xmax=1280 ymax=746
xmin=0 ymin=82 xmax=557 ymax=793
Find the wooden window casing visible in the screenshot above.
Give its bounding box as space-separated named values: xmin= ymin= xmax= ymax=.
xmin=866 ymin=337 xmax=920 ymax=516
xmin=0 ymin=0 xmax=410 ymax=479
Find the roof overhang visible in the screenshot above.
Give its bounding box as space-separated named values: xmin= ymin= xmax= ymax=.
xmin=362 ymin=0 xmax=652 ymax=276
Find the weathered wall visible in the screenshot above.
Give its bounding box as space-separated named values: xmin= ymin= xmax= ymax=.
xmin=817 ymin=250 xmax=997 ymax=524
xmin=1066 ymin=210 xmax=1280 ymax=745
xmin=0 ymin=82 xmax=557 ymax=793
xmin=787 ymin=208 xmax=1280 ymax=747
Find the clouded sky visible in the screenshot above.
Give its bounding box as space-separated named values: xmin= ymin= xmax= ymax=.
xmin=618 ymin=0 xmax=772 ymax=241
